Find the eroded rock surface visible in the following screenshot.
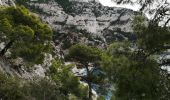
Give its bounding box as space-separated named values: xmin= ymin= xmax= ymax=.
xmin=26 ymin=0 xmax=138 ymax=46
xmin=0 ymin=0 xmax=15 ymax=6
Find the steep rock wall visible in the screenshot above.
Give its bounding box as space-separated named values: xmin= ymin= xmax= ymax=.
xmin=26 ymin=0 xmax=138 ymax=45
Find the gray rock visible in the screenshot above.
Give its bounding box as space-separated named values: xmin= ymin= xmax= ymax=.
xmin=0 ymin=0 xmax=15 ymax=6
xmin=26 ymin=0 xmax=138 ymax=43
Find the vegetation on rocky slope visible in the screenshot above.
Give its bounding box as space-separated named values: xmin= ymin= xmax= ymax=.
xmin=0 ymin=6 xmax=52 ymax=64
xmin=0 ymin=71 xmax=65 ymax=100
xmin=0 ymin=0 xmax=170 ymax=100
xmin=0 ymin=6 xmax=88 ymax=99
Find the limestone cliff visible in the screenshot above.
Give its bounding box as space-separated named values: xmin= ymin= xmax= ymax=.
xmin=21 ymin=0 xmax=137 ymax=51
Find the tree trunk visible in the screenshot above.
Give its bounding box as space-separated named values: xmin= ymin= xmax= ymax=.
xmin=43 ymin=92 xmax=46 ymax=100
xmin=85 ymin=63 xmax=92 ymax=100
xmin=88 ymin=81 xmax=92 ymax=100
xmin=0 ymin=40 xmax=14 ymax=56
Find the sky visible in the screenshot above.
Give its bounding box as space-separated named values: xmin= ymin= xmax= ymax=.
xmin=98 ymin=0 xmax=170 ymax=20
xmin=98 ymin=0 xmax=140 ymax=11
xmin=98 ymin=0 xmax=170 ymax=11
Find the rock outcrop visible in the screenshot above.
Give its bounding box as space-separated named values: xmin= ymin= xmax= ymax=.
xmin=26 ymin=0 xmax=138 ymax=46
xmin=0 ymin=0 xmax=15 ymax=6
xmin=0 ymin=53 xmax=52 ymax=79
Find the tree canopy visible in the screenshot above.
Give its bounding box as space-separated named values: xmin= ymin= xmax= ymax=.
xmin=66 ymin=44 xmax=104 ymax=99
xmin=67 ymin=44 xmax=102 ymax=64
xmin=0 ymin=6 xmax=53 ymax=64
xmin=101 ymin=15 xmax=170 ymax=99
xmin=49 ymin=59 xmax=88 ymax=99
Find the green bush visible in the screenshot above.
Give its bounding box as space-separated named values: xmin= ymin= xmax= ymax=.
xmin=0 ymin=6 xmax=53 ymax=65
xmin=0 ymin=72 xmax=26 ymax=100
xmin=0 ymin=72 xmax=67 ymax=100
xmin=50 ymin=59 xmax=88 ymax=99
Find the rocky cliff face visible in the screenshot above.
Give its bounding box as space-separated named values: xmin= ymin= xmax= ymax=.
xmin=26 ymin=0 xmax=137 ymax=47
xmin=0 ymin=0 xmax=15 ymax=6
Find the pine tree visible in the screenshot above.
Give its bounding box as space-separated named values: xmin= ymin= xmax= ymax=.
xmin=101 ymin=15 xmax=170 ymax=99
xmin=66 ymin=44 xmax=104 ymax=99
xmin=0 ymin=6 xmax=53 ymax=64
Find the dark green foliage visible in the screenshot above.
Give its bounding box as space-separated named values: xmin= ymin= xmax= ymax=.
xmin=24 ymin=78 xmax=66 ymax=100
xmin=102 ymin=42 xmax=170 ymax=99
xmin=55 ymin=0 xmax=70 ymax=7
xmin=0 ymin=59 xmax=89 ymax=100
xmin=15 ymin=0 xmax=28 ymax=5
xmin=49 ymin=59 xmax=88 ymax=99
xmin=0 ymin=72 xmax=25 ymax=100
xmin=0 ymin=72 xmax=70 ymax=100
xmin=54 ymin=0 xmax=71 ymax=13
xmin=101 ymin=15 xmax=170 ymax=99
xmin=114 ymin=60 xmax=162 ymax=99
xmin=67 ymin=44 xmax=102 ymax=64
xmin=0 ymin=6 xmax=53 ymax=65
xmin=132 ymin=15 xmax=170 ymax=53
xmin=12 ymin=42 xmax=50 ymax=64
xmin=16 ymin=0 xmax=49 ymax=5
xmin=66 ymin=44 xmax=105 ymax=99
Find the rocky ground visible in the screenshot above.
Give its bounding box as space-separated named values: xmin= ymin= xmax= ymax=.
xmin=27 ymin=0 xmax=138 ymax=47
